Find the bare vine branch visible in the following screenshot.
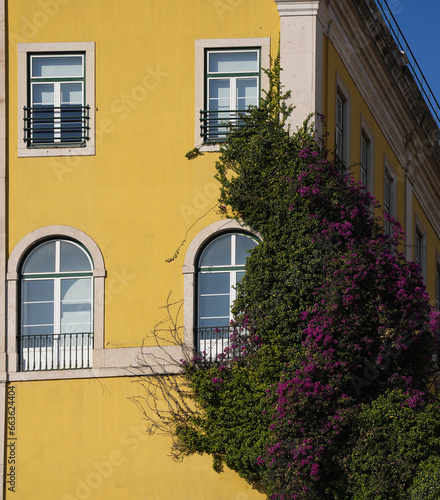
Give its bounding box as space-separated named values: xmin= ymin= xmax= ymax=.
xmin=129 ymin=292 xmax=202 ymax=460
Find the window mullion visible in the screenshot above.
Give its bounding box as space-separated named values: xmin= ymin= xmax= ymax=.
xmin=54 ymin=277 xmax=61 ymax=336
xmin=231 ymin=77 xmax=237 ymax=111
xmin=54 ymin=82 xmax=61 ymax=141
xmin=229 ymin=270 xmax=236 ymax=322
xmin=55 ymin=240 xmax=61 ymax=272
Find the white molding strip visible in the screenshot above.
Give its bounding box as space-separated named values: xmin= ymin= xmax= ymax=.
xmin=275 ymin=0 xmax=319 ymax=17
xmin=0 ymin=0 xmax=6 ymax=497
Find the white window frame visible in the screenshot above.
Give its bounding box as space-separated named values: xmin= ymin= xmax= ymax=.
xmin=436 ymin=252 xmax=440 ymax=311
xmin=203 ymin=49 xmax=260 ymax=143
xmin=28 ymin=53 xmax=85 ymax=146
xmin=197 ymin=232 xmax=258 ymax=327
xmin=196 ymin=232 xmax=258 ymax=358
xmin=383 ymin=157 xmax=397 ymax=237
xmin=6 ymin=226 xmax=105 ymax=377
xmin=20 ymin=240 xmax=94 ymax=371
xmin=195 ymin=38 xmax=270 ymax=152
xmin=18 ymin=42 xmax=95 ymax=158
xmin=414 ymin=215 xmax=427 ymax=282
xmin=183 ymin=220 xmax=260 ymax=351
xmin=360 ymin=115 xmax=375 ymax=194
xmin=335 ymin=72 xmax=351 ymax=169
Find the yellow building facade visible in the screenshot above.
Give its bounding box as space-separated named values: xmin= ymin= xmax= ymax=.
xmin=0 ymin=0 xmax=439 ymax=499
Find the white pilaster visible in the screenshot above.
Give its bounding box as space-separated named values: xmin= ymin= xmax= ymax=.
xmin=274 ymin=0 xmax=329 ymax=132
xmin=0 ymin=1 xmax=6 ymax=498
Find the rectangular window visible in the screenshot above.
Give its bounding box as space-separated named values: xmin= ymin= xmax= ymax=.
xmin=201 ymin=48 xmax=260 ymax=142
xmin=26 ymin=53 xmax=89 ymax=147
xmin=360 ymin=134 xmax=370 ymax=191
xmin=436 ymin=261 xmax=440 ymax=311
xmin=336 ymin=94 xmax=345 ymax=162
xmin=384 ymin=170 xmax=392 ymax=235
xmin=383 ymin=165 xmax=396 ymax=237
xmin=414 ymin=221 xmax=426 ymax=281
xmin=415 ymin=229 xmax=422 ymax=266
xmin=18 ymin=42 xmax=95 ymax=157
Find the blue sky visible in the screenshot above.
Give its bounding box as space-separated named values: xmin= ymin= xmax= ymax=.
xmin=389 ymin=0 xmax=440 ymax=104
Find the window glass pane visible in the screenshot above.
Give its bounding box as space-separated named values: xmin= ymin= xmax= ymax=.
xmin=208 ymin=79 xmax=231 ymax=111
xmin=237 ymin=271 xmax=245 ymax=283
xmin=22 ymin=324 xmax=54 ymax=336
xmin=22 ymin=280 xmax=54 ymax=302
xmin=22 ymin=302 xmax=54 ymax=326
xmin=384 ymin=176 xmax=391 ymax=211
xmin=337 ymin=96 xmax=343 ymax=127
xmin=32 ymin=56 xmax=83 ymax=78
xmin=60 ymin=108 xmax=84 ymax=143
xmin=208 ymin=51 xmax=258 ymax=73
xmin=236 ymin=78 xmax=258 ymax=110
xmin=32 ymin=83 xmax=54 ymax=105
xmin=199 ymin=272 xmax=229 ymax=294
xmin=60 ymin=303 xmax=92 ymax=332
xmin=23 ymin=241 xmax=56 ymax=274
xmin=199 ymin=295 xmax=230 ymax=319
xmin=200 ymin=235 xmax=231 ymax=267
xmin=61 ymin=278 xmax=92 ymax=301
xmin=60 ymin=241 xmax=92 ymax=272
xmin=61 ymin=83 xmax=83 ymax=105
xmin=199 ymin=317 xmax=230 ymax=328
xmin=235 ymin=234 xmax=258 ymax=265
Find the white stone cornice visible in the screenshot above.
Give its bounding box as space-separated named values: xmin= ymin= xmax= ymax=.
xmin=274 ymin=0 xmax=320 ymax=17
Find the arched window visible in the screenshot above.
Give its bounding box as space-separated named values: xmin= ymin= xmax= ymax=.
xmin=19 ymin=239 xmax=94 ymax=371
xmin=196 ymin=232 xmax=258 ymax=358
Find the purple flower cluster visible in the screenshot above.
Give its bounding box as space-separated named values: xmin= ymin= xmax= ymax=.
xmin=259 ymin=148 xmax=439 ymax=499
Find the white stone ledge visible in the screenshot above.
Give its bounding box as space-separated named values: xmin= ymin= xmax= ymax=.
xmin=5 ymin=345 xmax=184 ymax=382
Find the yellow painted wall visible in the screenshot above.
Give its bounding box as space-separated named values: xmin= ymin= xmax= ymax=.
xmin=6 ymin=2 xmax=279 ymax=498
xmin=5 ymin=378 xmax=264 ymax=500
xmin=7 ymin=0 xmax=280 ymax=348
xmin=413 ymin=197 xmax=440 ymax=304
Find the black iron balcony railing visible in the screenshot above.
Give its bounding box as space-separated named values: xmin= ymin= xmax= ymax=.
xmin=371 ymin=0 xmax=440 ymax=128
xmin=23 ymin=105 xmax=90 ymax=147
xmin=200 ymin=109 xmax=250 ymax=142
xmin=195 ymin=326 xmax=234 ymax=361
xmin=18 ymin=332 xmax=93 ymax=371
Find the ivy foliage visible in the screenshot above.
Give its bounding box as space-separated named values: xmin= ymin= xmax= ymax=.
xmin=176 ymin=56 xmax=440 ymax=498
xmin=408 ymin=456 xmax=440 ymax=500
xmin=349 ymin=390 xmax=440 ymax=500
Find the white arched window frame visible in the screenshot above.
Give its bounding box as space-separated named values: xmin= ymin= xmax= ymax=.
xmin=7 ymin=226 xmax=105 ymax=374
xmin=20 ymin=240 xmax=93 ymax=371
xmin=183 ymin=220 xmax=259 ymax=359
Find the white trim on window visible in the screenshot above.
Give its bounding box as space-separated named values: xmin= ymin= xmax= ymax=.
xmin=335 ymin=72 xmax=351 ymax=169
xmin=360 ymin=115 xmax=374 ymax=194
xmin=414 ymin=215 xmax=427 ymax=282
xmin=195 ymin=38 xmax=270 ymax=152
xmin=182 ymin=220 xmax=259 ymax=349
xmin=383 ymin=156 xmax=397 ymax=237
xmin=17 ymin=42 xmax=95 ymax=158
xmin=436 ymin=251 xmax=440 ymax=312
xmin=7 ymin=226 xmax=105 ymax=374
